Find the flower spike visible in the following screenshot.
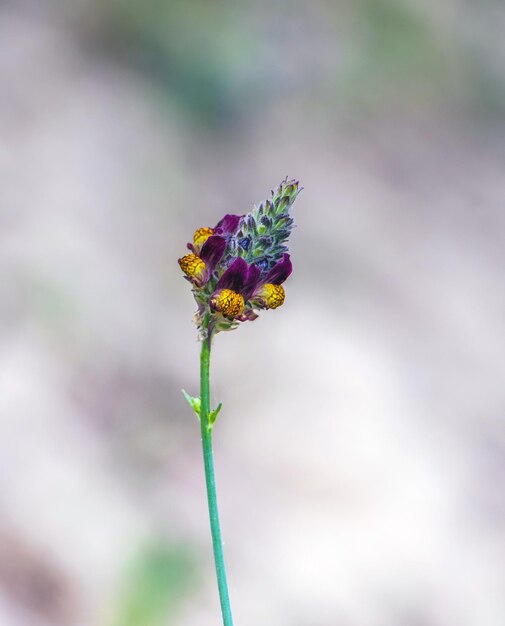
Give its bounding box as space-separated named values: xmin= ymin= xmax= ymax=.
xmin=178 ymin=178 xmax=300 ymax=334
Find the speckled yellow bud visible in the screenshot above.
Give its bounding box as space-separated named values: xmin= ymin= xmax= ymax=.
xmin=178 ymin=254 xmax=207 ymax=284
xmin=193 ymin=227 xmax=213 ymax=249
xmin=257 ymin=284 xmax=285 ymax=309
xmin=210 ymin=289 xmax=245 ymax=318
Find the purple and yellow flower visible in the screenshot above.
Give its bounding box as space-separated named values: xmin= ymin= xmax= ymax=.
xmin=178 ymin=235 xmax=226 ymax=287
xmin=210 ymin=253 xmax=292 ymax=319
xmin=178 ymin=179 xmax=301 ymax=334
xmin=179 ymin=214 xmax=243 ymax=287
xmin=210 ymin=258 xmax=260 ymax=318
xmin=187 ymin=214 xmax=242 ymax=255
xmin=251 ymin=253 xmax=292 ymax=310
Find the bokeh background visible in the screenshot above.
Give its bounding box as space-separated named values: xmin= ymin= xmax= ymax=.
xmin=1 ymin=1 xmax=504 ymax=625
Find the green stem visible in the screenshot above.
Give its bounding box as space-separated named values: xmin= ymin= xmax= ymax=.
xmin=200 ymin=335 xmax=234 ymax=626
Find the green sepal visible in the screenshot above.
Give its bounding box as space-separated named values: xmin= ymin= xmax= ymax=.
xmin=208 ymin=402 xmax=222 ymax=427
xmin=182 ymin=389 xmax=201 ymax=418
xmin=182 ymin=390 xmax=222 ymax=430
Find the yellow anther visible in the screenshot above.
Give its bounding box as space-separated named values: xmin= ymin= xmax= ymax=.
xmin=210 ymin=289 xmax=245 ymax=318
xmin=193 ymin=227 xmax=214 ymax=249
xmin=258 ymin=284 xmax=285 ymax=309
xmin=178 ymin=254 xmax=207 ymax=284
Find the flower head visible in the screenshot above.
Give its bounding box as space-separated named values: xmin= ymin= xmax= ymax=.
xmin=178 ymin=235 xmax=227 ymax=287
xmin=210 ymin=258 xmax=260 ymax=318
xmin=250 ymin=253 xmax=292 ymax=310
xmin=178 ymin=178 xmax=301 ymax=336
xmin=187 ymin=214 xmax=242 ymax=255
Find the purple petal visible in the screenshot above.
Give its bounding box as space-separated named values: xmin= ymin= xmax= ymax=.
xmin=264 ymin=253 xmax=292 ymax=285
xmin=214 ymin=214 xmax=242 ymax=235
xmin=215 ymin=257 xmax=249 ymax=292
xmin=242 ymin=263 xmax=261 ymax=300
xmin=200 ymin=235 xmax=226 ymax=271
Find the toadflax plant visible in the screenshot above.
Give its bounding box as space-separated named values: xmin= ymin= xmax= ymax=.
xmin=178 ymin=178 xmax=301 ymax=625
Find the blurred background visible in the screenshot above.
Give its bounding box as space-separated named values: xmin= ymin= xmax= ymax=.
xmin=1 ymin=0 xmax=504 ymax=625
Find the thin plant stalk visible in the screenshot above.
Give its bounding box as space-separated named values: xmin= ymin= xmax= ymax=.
xmin=200 ymin=335 xmax=234 ymax=626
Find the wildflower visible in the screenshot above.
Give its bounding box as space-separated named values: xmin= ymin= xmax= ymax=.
xmin=178 ymin=235 xmax=226 ymax=287
xmin=209 ymin=258 xmax=260 ymax=318
xmin=178 ymin=178 xmax=301 ymax=335
xmin=187 ymin=214 xmax=242 ymax=255
xmin=179 ymin=179 xmax=303 ymax=626
xmin=251 ymin=253 xmax=292 ymax=310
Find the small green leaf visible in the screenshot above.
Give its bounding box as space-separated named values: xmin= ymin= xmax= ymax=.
xmin=182 ymin=390 xmax=201 ymax=418
xmin=208 ymin=402 xmax=223 ymax=426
